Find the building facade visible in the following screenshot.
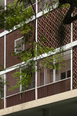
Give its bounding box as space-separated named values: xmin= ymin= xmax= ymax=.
xmin=0 ymin=0 xmax=77 ymax=115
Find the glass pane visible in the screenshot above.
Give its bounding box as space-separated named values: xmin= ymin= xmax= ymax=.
xmin=61 ymin=72 xmax=66 ymax=79
xmin=22 ymin=73 xmax=35 ymax=90
xmin=46 ymin=68 xmax=53 ymax=83
xmin=55 ymin=50 xmax=71 ymax=81
xmin=15 ymin=38 xmax=24 ymax=53
xmin=40 ymin=68 xmax=44 ymax=86
xmin=55 ymin=70 xmax=60 ymax=81
xmin=67 ymin=70 xmax=71 ymax=78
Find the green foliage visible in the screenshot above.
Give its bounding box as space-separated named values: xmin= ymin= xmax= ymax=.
xmin=9 ymin=36 xmax=64 ymax=91
xmin=61 ymin=3 xmax=70 ymax=8
xmin=0 ymin=65 xmax=4 ymax=71
xmin=0 ymin=0 xmax=65 ymax=92
xmin=0 ymin=77 xmax=3 ymax=92
xmin=0 ymin=0 xmax=34 ymax=31
xmin=9 ymin=60 xmax=35 ymax=91
xmin=0 ymin=65 xmax=4 ymax=93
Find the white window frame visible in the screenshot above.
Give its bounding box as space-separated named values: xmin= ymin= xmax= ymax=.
xmin=14 ymin=36 xmax=25 ymax=54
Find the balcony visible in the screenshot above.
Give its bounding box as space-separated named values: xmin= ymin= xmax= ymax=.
xmin=4 ymin=50 xmax=71 ymax=108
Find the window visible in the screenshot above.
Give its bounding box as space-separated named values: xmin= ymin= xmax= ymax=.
xmin=21 ymin=66 xmax=35 ymax=91
xmin=21 ymin=0 xmax=36 ymax=9
xmin=37 ymin=66 xmax=53 ymax=86
xmin=40 ymin=68 xmax=44 ymax=86
xmin=46 ymin=68 xmax=53 ymax=83
xmin=22 ymin=73 xmax=35 ymax=90
xmin=40 ymin=0 xmax=48 ymax=11
xmin=61 ymin=72 xmax=66 ymax=79
xmin=37 ymin=59 xmax=53 ymax=86
xmin=67 ymin=70 xmax=71 ymax=78
xmin=14 ymin=37 xmax=25 ymax=54
xmin=37 ymin=50 xmax=71 ymax=87
xmin=0 ymin=75 xmax=4 ymax=98
xmin=40 ymin=0 xmax=58 ymax=11
xmin=55 ymin=50 xmax=71 ymax=81
xmin=28 ymin=73 xmax=35 ymax=89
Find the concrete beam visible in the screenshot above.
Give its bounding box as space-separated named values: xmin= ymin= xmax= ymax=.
xmin=0 ymin=89 xmax=77 ymax=116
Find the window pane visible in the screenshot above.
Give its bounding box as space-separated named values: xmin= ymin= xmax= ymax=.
xmin=55 ymin=50 xmax=71 ymax=81
xmin=55 ymin=70 xmax=60 ymax=81
xmin=67 ymin=70 xmax=71 ymax=78
xmin=40 ymin=68 xmax=44 ymax=86
xmin=46 ymin=68 xmax=53 ymax=83
xmin=22 ymin=71 xmax=35 ymax=90
xmin=61 ymin=72 xmax=66 ymax=79
xmin=15 ymin=37 xmax=25 ymax=53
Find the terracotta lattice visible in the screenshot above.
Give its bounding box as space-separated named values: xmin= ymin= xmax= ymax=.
xmin=73 ymin=46 xmax=77 ymax=89
xmin=73 ymin=8 xmax=77 ymax=41
xmin=38 ymin=7 xmax=71 ymax=48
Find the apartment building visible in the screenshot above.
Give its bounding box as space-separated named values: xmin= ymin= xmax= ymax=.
xmin=0 ymin=0 xmax=77 ymax=115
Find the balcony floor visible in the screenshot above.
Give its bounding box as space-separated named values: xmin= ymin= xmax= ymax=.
xmin=1 ymin=89 xmax=77 ymax=116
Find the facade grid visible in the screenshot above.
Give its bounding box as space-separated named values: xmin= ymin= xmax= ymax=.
xmin=0 ymin=0 xmax=77 ymax=115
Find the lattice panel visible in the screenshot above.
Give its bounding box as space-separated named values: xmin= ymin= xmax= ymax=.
xmin=73 ymin=46 xmax=77 ymax=89
xmin=38 ymin=7 xmax=71 ymax=48
xmin=73 ymin=8 xmax=77 ymax=41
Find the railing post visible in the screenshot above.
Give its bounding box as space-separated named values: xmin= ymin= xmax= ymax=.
xmin=53 ymin=59 xmax=56 ymax=82
xmin=71 ymin=13 xmax=73 ymax=90
xmin=4 ymin=34 xmax=6 ymax=108
xmin=35 ymin=0 xmax=38 ymax=100
xmin=4 ymin=0 xmax=7 ymax=108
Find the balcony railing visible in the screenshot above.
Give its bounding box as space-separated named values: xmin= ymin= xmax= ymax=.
xmin=0 ymin=98 xmax=4 ymax=110
xmin=38 ymin=78 xmax=70 ymax=99
xmin=6 ymin=77 xmax=70 ymax=107
xmin=3 ymin=50 xmax=71 ymax=107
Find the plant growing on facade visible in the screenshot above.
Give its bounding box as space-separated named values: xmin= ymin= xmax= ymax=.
xmin=0 ymin=0 xmax=76 ymax=91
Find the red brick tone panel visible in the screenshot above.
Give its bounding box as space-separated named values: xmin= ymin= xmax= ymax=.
xmin=0 ymin=37 xmax=4 ymax=69
xmin=38 ymin=7 xmax=71 ymax=48
xmin=0 ymin=99 xmax=4 ymax=110
xmin=38 ymin=78 xmax=70 ymax=99
xmin=73 ymin=8 xmax=77 ymax=41
xmin=6 ymin=29 xmax=22 ymax=68
xmin=6 ymin=70 xmax=20 ymax=96
xmin=73 ymin=46 xmax=77 ymax=89
xmin=6 ymin=89 xmax=35 ymax=107
xmin=0 ymin=29 xmax=4 ymax=33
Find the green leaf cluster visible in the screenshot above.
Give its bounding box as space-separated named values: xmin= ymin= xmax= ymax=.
xmin=0 ymin=0 xmax=65 ymax=92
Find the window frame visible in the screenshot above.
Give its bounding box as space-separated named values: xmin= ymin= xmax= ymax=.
xmin=14 ymin=36 xmax=25 ymax=54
